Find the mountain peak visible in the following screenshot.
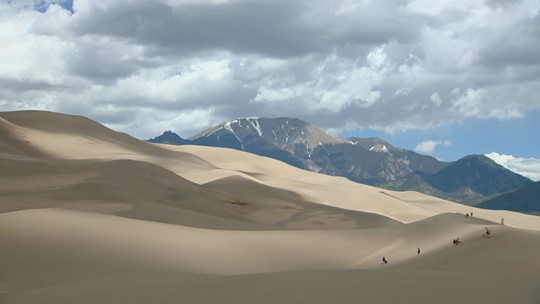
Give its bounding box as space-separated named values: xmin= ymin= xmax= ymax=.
xmin=415 ymin=154 xmax=533 ymax=202
xmin=147 ymin=131 xmax=188 ymax=145
xmin=457 ymin=154 xmax=507 ymax=170
xmin=191 ymin=117 xmax=345 ymax=153
xmin=348 ymin=137 xmax=402 ymax=153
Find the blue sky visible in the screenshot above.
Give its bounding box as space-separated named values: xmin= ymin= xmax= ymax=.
xmin=1 ymin=0 xmax=539 ymax=180
xmin=344 ymin=110 xmax=540 ymax=180
xmin=344 ymin=109 xmax=540 ymax=161
xmin=33 ymin=0 xmax=72 ymax=13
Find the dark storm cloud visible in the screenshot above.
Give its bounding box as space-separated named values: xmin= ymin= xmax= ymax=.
xmin=67 ymin=42 xmax=145 ymax=81
xmin=2 ymin=0 xmax=540 ymax=140
xmin=485 ymin=0 xmax=522 ymax=9
xmin=0 ymin=77 xmax=63 ymax=92
xmin=70 ymin=1 xmax=315 ymax=57
xmin=476 ymin=14 xmax=540 ymax=68
xmin=70 ymin=0 xmax=422 ymax=58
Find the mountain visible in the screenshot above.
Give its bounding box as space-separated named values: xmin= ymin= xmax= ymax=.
xmin=386 ymin=155 xmax=533 ymax=205
xmin=148 ymin=130 xmax=189 ymax=145
xmin=151 ymin=117 xmax=446 ymax=177
xmin=418 ymin=155 xmax=532 ymax=197
xmin=189 ymin=117 xmax=346 ymax=170
xmin=477 ymin=181 xmax=540 ymax=214
xmin=148 ymin=117 xmax=533 ymax=205
xmin=312 ymin=137 xmax=448 ymax=185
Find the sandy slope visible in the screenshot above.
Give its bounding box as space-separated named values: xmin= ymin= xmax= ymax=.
xmin=2 ymin=110 xmax=540 ymax=303
xmin=2 ymin=110 xmax=538 ymax=228
xmin=0 ymin=111 xmax=402 ymax=230
xmin=2 ymin=209 xmax=539 ymax=304
xmin=168 ymin=144 xmax=540 ymax=229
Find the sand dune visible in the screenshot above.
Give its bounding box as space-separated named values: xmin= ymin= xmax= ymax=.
xmin=3 ymin=110 xmax=538 ymax=228
xmin=204 ymin=175 xmax=401 ymax=229
xmin=2 ymin=208 xmax=539 ymax=304
xmin=2 ymin=110 xmax=540 ymax=303
xmin=168 ymin=144 xmax=540 ymax=229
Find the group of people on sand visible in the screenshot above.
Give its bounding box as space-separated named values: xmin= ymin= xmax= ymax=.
xmin=381 ymin=212 xmax=502 ymax=265
xmin=382 ymin=247 xmax=421 ymax=264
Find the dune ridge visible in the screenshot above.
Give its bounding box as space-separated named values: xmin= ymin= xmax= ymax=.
xmin=1 ymin=110 xmax=540 ymax=303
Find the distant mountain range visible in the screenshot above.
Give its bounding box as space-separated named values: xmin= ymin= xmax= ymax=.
xmin=477 ymin=181 xmax=540 ymax=214
xmin=148 ymin=117 xmax=533 ymax=206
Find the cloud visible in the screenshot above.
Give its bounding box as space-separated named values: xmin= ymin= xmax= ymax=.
xmin=486 ymin=152 xmax=540 ymax=181
xmin=430 ymin=92 xmax=442 ymax=106
xmin=415 ymin=140 xmax=452 ymax=155
xmin=0 ymin=0 xmax=539 ymax=140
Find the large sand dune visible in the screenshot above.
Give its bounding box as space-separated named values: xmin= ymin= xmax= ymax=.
xmin=1 ymin=110 xmax=540 ymax=303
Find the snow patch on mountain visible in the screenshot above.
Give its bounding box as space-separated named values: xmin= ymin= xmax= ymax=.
xmin=224 ymin=121 xmax=244 ymax=149
xmin=247 ymin=118 xmax=263 ymax=137
xmin=369 ymin=144 xmax=390 ymax=154
xmin=202 ymin=126 xmax=222 ymax=137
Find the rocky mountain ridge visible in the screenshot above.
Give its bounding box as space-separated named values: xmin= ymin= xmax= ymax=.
xmin=477 ymin=181 xmax=540 ymax=214
xmin=148 ymin=117 xmax=533 ymax=205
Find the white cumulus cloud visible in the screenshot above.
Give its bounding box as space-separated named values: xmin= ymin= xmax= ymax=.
xmin=486 ymin=152 xmax=540 ymax=181
xmin=415 ymin=140 xmax=452 ymax=155
xmin=0 ymin=0 xmax=539 ymax=139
